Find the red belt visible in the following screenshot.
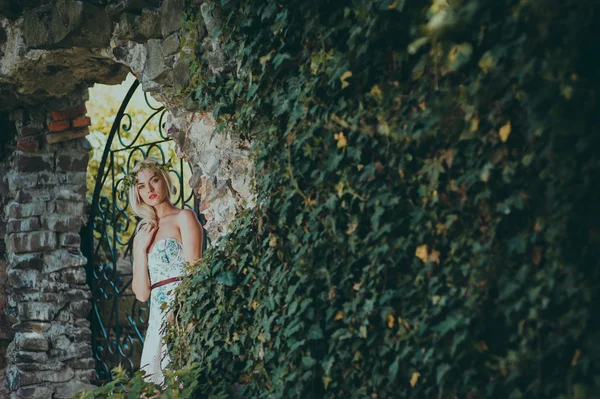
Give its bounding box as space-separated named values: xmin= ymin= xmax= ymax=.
xmin=150 ymin=277 xmax=182 ymax=290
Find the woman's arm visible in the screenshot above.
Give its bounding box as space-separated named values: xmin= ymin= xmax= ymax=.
xmin=178 ymin=209 xmax=203 ymax=265
xmin=132 ymin=225 xmax=153 ymax=302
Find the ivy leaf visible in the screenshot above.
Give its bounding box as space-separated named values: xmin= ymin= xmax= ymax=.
xmin=340 ymin=71 xmax=353 ymax=88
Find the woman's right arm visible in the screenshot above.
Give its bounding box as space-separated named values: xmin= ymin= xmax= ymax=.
xmin=132 ymin=224 xmax=154 ymax=302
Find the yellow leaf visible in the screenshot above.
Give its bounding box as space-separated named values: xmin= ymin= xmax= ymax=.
xmin=470 ymin=117 xmax=480 ymax=132
xmin=415 ymin=244 xmax=429 ymax=263
xmin=269 ymin=233 xmax=277 ymax=247
xmin=233 ymin=332 xmax=240 ymax=341
xmin=428 ymin=249 xmax=440 ymax=264
xmin=360 ymin=325 xmax=367 ymax=338
xmin=388 ymin=0 xmax=398 ymax=9
xmin=369 ymin=84 xmax=382 ymax=98
xmin=499 ymin=121 xmax=511 ymax=142
xmin=334 ymin=311 xmax=344 ymax=321
xmin=432 ymin=295 xmax=441 ymax=305
xmin=478 ymin=51 xmax=495 ymax=74
xmin=387 ymin=314 xmax=395 ymax=328
xmin=436 ymin=223 xmax=446 ymax=234
xmin=334 ymin=132 xmax=347 ymax=149
xmin=481 ymin=341 xmax=489 ymax=351
xmin=572 ymin=349 xmax=581 ymax=367
xmin=257 ymin=332 xmax=264 ymax=342
xmin=353 ymin=282 xmax=361 ymax=291
xmin=322 ymin=376 xmax=332 ymax=390
xmin=340 ymin=71 xmax=352 ymax=89
xmin=410 ymin=371 xmax=421 ymax=387
xmin=251 ymin=301 xmax=259 ymax=310
xmin=345 ymin=222 xmax=358 ymax=235
xmin=335 ymin=182 xmax=344 ymax=197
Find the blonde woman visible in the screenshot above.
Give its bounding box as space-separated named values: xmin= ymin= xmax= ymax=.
xmin=125 ymin=157 xmax=203 ymax=388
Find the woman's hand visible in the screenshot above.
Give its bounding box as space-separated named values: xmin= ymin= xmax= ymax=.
xmin=137 ymin=223 xmax=157 ymax=253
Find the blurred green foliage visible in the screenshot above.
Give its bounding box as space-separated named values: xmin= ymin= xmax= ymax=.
xmin=81 ymin=0 xmax=600 ymax=397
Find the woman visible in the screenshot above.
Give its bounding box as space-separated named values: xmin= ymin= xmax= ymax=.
xmin=126 ymin=157 xmax=203 ymax=387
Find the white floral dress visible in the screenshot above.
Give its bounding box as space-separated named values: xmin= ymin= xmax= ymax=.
xmin=140 ymin=237 xmax=186 ymax=386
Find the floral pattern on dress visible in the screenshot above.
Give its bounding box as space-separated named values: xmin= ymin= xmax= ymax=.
xmin=140 ymin=237 xmax=186 ymax=386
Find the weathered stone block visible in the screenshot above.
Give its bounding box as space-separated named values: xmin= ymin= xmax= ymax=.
xmin=62 ymin=288 xmax=92 ymax=302
xmin=69 ymin=300 xmax=91 ymax=318
xmin=15 ymin=188 xmax=54 ymax=203
xmin=54 ymin=379 xmax=95 ymax=399
xmin=6 ymin=231 xmax=57 ymax=254
xmin=7 ymin=253 xmax=43 ymax=271
xmin=5 ymin=202 xmax=47 ymax=219
xmin=12 ymin=322 xmax=51 ymax=334
xmin=55 ymin=200 xmax=85 ymax=216
xmin=17 ymin=138 xmax=40 ymax=153
xmin=23 ymin=1 xmax=110 ymax=49
xmin=17 ymin=302 xmax=61 ymax=322
xmin=46 ymin=127 xmax=89 ymax=144
xmin=43 ymin=249 xmax=87 ymax=273
xmin=66 ymin=357 xmax=95 ymax=370
xmin=10 ymin=366 xmax=75 ymax=387
xmin=163 ymin=32 xmax=180 ymax=56
xmin=71 ymin=116 xmax=91 ymax=128
xmin=6 ymin=217 xmax=40 ymax=234
xmin=6 ymin=172 xmax=57 ymax=193
xmin=58 ymin=232 xmax=81 ymax=247
xmin=12 ymin=151 xmax=53 ymax=173
xmin=54 ymin=186 xmax=86 ymax=201
xmin=161 ymin=0 xmax=185 ymax=37
xmin=51 ymin=105 xmax=87 ymax=121
xmin=19 ymin=124 xmax=43 ymax=137
xmin=139 ymin=8 xmax=162 ymax=39
xmin=14 ymin=332 xmax=48 ymax=351
xmin=11 ymin=385 xmax=53 ymax=399
xmin=50 ymin=339 xmax=91 ymax=361
xmin=40 ymin=215 xmax=83 ymax=233
xmin=57 ymin=171 xmax=87 ymax=185
xmin=48 ymin=120 xmax=70 ymax=132
xmin=14 ymin=351 xmax=48 ymax=364
xmin=48 ymin=268 xmax=87 ymax=285
xmin=7 ymin=269 xmax=40 ymax=289
xmin=13 ymin=359 xmax=63 ymax=373
xmin=143 ymin=39 xmax=173 ymax=84
xmin=55 ymin=152 xmax=89 ymax=172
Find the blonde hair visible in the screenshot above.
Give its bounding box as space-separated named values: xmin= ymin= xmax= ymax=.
xmin=128 ymin=157 xmax=176 ymax=232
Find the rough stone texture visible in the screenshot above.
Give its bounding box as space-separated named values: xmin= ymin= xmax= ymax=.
xmin=1 ymin=106 xmax=94 ymax=397
xmin=0 ymin=0 xmax=254 ymax=396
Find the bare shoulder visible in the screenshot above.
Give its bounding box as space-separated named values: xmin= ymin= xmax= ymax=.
xmin=177 ymin=209 xmax=201 ymax=230
xmin=177 ymin=208 xmax=198 ymax=224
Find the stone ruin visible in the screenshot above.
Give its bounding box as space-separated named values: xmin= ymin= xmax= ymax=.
xmin=0 ymin=1 xmax=253 ymax=397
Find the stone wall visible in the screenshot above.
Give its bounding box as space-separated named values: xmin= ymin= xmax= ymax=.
xmin=2 ymin=102 xmax=95 ymax=398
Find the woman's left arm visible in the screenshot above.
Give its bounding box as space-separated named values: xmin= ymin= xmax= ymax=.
xmin=179 ymin=209 xmax=203 ymax=265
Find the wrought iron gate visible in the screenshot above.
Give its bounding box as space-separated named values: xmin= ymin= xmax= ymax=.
xmin=82 ymin=79 xmax=204 ymax=384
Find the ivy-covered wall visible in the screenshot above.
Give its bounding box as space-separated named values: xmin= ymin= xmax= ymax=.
xmin=82 ymin=0 xmax=600 ymax=398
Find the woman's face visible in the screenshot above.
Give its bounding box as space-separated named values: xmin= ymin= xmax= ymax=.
xmin=136 ymin=168 xmax=168 ymax=206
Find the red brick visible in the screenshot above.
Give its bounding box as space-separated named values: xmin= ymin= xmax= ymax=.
xmin=46 ymin=128 xmax=89 ymax=144
xmin=17 ymin=139 xmax=40 ymax=152
xmin=51 ymin=105 xmax=87 ymax=121
xmin=48 ymin=120 xmax=70 ymax=132
xmin=71 ymin=116 xmax=91 ymax=128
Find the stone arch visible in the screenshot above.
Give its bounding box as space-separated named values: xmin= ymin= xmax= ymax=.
xmin=0 ymin=1 xmax=252 ymax=397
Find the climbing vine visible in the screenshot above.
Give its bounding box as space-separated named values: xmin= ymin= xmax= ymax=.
xmin=81 ymin=0 xmax=600 ymax=397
